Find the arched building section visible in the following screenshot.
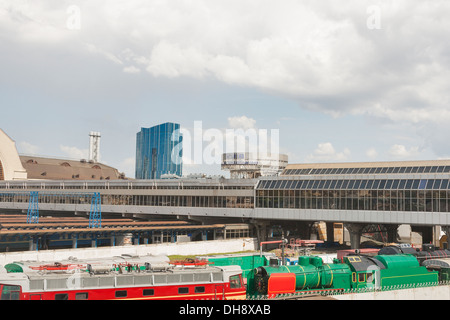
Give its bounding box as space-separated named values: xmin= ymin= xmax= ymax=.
xmin=0 ymin=129 xmax=27 ymax=181
xmin=0 ymin=160 xmax=4 ymax=180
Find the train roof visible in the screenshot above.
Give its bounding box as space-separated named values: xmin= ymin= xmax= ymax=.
xmin=422 ymin=258 xmax=450 ymax=268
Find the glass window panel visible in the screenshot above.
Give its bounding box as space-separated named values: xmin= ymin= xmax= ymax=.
xmin=392 ymin=167 xmax=400 ymax=173
xmin=441 ymin=180 xmax=449 ymax=190
xmin=304 ymin=180 xmax=313 ymax=189
xmin=375 ymin=167 xmax=383 ymax=174
xmin=405 ymin=180 xmax=413 ymax=189
xmin=437 ymin=166 xmax=445 ymax=173
xmin=268 ymin=180 xmax=277 ymax=189
xmin=417 ymin=167 xmax=425 ymax=173
xmin=359 ymin=180 xmax=367 ymax=189
xmin=369 ymin=167 xmax=377 ymax=174
xmin=444 ymin=166 xmax=450 ymax=173
xmin=398 ymin=180 xmax=406 ymax=189
xmin=386 ymin=167 xmax=394 ymax=174
xmin=310 ymin=169 xmax=319 ymax=174
xmin=385 ymin=180 xmax=393 ymax=189
xmin=341 ymin=168 xmax=350 ymax=174
xmin=431 ymin=166 xmax=439 ymax=173
xmin=365 ymin=180 xmax=374 ymax=189
xmin=330 ymin=168 xmax=338 ymax=174
xmin=391 ymin=180 xmax=399 ymax=189
xmin=342 ymin=180 xmax=350 ymax=189
xmin=362 ymin=168 xmax=371 ymax=174
xmin=312 ymin=180 xmax=320 ymax=189
xmin=378 ymin=180 xmax=386 ymax=189
xmin=274 ymin=180 xmax=282 ymax=189
xmin=335 ymin=180 xmax=343 ymax=189
xmin=419 ymin=179 xmax=427 ymax=189
xmin=330 ymin=180 xmax=337 ymax=189
xmin=371 ymin=180 xmax=379 ymax=189
xmin=433 ymin=179 xmax=442 ymax=189
xmin=324 ymin=168 xmax=332 ymax=174
xmin=324 ymin=180 xmax=331 ymax=189
xmin=294 ymin=169 xmax=302 ymax=175
xmin=353 ymin=180 xmax=361 ymax=189
xmin=425 ymin=179 xmax=434 ymax=189
xmin=318 ymin=180 xmax=325 ymax=189
xmin=424 ymin=166 xmax=432 ymax=173
xmin=398 ymin=167 xmax=406 ymax=173
xmin=295 ymin=180 xmax=303 ymax=189
xmin=412 ymin=179 xmax=420 ymax=189
xmin=280 ymin=180 xmax=288 ymax=189
xmin=410 ymin=167 xmax=419 ymax=173
xmin=405 ymin=167 xmax=413 ymax=173
xmin=336 ymin=168 xmax=344 ymax=174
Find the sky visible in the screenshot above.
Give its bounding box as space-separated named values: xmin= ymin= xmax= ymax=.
xmin=1 ymin=0 xmax=450 ymax=178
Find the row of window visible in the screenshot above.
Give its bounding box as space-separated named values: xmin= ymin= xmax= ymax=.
xmin=54 ymin=286 xmax=207 ymax=300
xmin=0 ymin=194 xmax=255 ymax=209
xmin=258 ymin=179 xmax=450 ymax=190
xmin=283 ymin=165 xmax=450 ymax=176
xmin=256 ymin=189 xmax=450 ymax=212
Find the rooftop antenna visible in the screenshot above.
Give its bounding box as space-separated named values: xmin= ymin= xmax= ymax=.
xmin=89 ymin=131 xmax=101 ymax=163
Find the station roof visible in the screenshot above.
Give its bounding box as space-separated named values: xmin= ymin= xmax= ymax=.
xmin=284 ymin=159 xmax=450 ymax=170
xmin=20 ymin=155 xmax=125 ymax=180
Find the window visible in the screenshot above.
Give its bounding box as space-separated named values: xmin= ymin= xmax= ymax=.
xmin=195 ymin=286 xmax=205 ymax=293
xmin=143 ymin=289 xmax=155 ymax=296
xmin=115 ymin=290 xmax=127 ymax=298
xmin=352 ymin=273 xmax=357 ymax=282
xmin=229 ymin=275 xmax=242 ymax=289
xmin=178 ymin=287 xmax=189 ymax=294
xmin=358 ymin=273 xmax=366 ymax=282
xmin=55 ymin=293 xmax=68 ymax=300
xmin=0 ymin=285 xmax=20 ymax=300
xmin=367 ymin=273 xmax=373 ymax=283
xmin=75 ymin=292 xmax=88 ymax=300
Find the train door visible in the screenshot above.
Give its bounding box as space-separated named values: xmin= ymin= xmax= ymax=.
xmin=215 ymin=285 xmax=225 ymax=300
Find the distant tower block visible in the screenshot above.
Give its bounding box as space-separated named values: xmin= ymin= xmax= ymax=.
xmin=89 ymin=131 xmax=101 ymax=163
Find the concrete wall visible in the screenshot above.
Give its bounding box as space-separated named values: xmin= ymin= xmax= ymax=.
xmin=0 ymin=238 xmax=258 ymax=265
xmin=334 ymin=285 xmax=450 ymax=300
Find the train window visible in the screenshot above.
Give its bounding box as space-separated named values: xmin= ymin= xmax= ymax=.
xmin=352 ymin=273 xmax=357 ymax=282
xmin=54 ymin=293 xmax=68 ymax=300
xmin=358 ymin=273 xmax=366 ymax=282
xmin=75 ymin=292 xmax=88 ymax=300
xmin=194 ymin=286 xmax=205 ymax=293
xmin=115 ymin=290 xmax=127 ymax=298
xmin=178 ymin=287 xmax=189 ymax=294
xmin=229 ymin=275 xmax=242 ymax=289
xmin=367 ymin=273 xmax=373 ymax=283
xmin=143 ymin=289 xmax=155 ymax=296
xmin=0 ymin=285 xmax=20 ymax=300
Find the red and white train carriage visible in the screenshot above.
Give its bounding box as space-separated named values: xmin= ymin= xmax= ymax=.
xmin=0 ymin=255 xmax=246 ymax=300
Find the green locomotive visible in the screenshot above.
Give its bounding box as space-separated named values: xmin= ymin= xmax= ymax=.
xmin=247 ymin=254 xmax=439 ymax=297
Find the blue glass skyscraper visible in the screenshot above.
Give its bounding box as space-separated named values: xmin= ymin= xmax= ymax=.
xmin=135 ymin=122 xmax=183 ymax=179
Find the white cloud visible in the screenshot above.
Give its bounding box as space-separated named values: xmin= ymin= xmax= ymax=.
xmin=18 ymin=141 xmax=40 ymax=154
xmin=123 ymin=65 xmax=141 ymax=74
xmin=388 ymin=144 xmax=420 ymax=158
xmin=366 ymin=147 xmax=378 ymax=159
xmin=60 ymin=145 xmax=89 ymax=160
xmin=227 ymin=116 xmax=256 ymax=130
xmin=306 ymin=142 xmax=350 ymax=162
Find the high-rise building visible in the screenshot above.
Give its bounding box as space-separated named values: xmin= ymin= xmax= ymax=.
xmin=135 ymin=122 xmax=183 ymax=179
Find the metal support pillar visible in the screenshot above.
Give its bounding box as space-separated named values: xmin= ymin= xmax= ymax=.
xmin=89 ymin=192 xmax=102 ymax=228
xmin=72 ymin=235 xmax=78 ymax=249
xmin=27 ymin=191 xmax=39 ymax=224
xmin=345 ymin=223 xmax=366 ymax=249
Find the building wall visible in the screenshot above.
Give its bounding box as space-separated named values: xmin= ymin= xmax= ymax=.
xmin=135 ymin=123 xmax=183 ymax=179
xmin=0 ymin=129 xmax=27 ymax=180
